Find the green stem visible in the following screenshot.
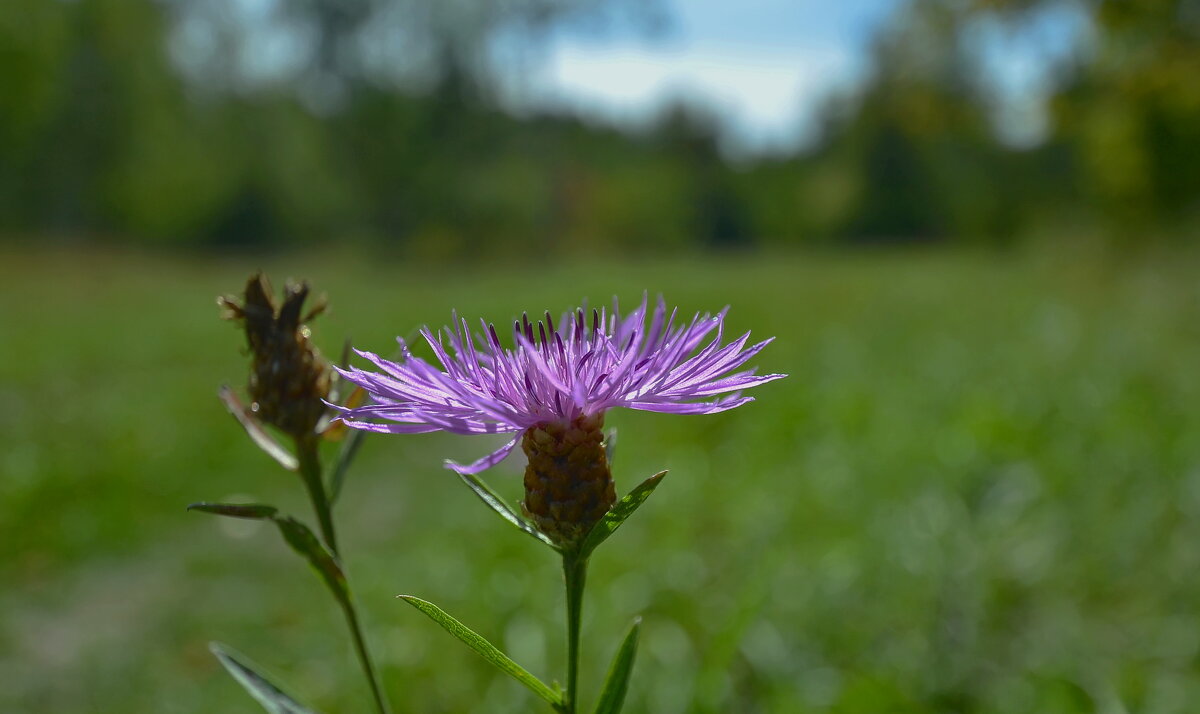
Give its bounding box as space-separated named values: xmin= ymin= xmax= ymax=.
xmin=340 ymin=598 xmax=393 ymax=714
xmin=563 ymin=552 xmax=589 ymax=714
xmin=297 ymin=439 xmax=338 ymax=556
xmin=296 ymin=438 xmax=391 ymax=714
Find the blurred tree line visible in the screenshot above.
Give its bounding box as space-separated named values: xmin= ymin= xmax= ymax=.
xmin=1 ymin=0 xmax=1196 ymax=253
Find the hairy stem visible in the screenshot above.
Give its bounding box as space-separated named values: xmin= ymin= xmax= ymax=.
xmin=563 ymin=552 xmax=589 ymax=714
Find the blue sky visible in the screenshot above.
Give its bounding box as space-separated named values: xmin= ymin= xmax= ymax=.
xmin=505 ymin=0 xmax=1091 ymax=154
xmin=511 ymin=0 xmax=905 ymax=154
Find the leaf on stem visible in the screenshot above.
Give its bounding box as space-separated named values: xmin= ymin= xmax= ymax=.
xmin=325 ymin=337 xmax=356 ymax=408
xmin=274 ymin=515 xmax=348 ymax=602
xmin=188 ymin=503 xmax=348 ymax=607
xmin=220 ymin=385 xmax=298 ymax=471
xmin=578 ymin=471 xmax=667 ymax=560
xmin=188 ymin=502 xmax=279 ymax=519
xmin=209 ymin=642 xmax=321 ymax=714
xmin=397 ymin=596 xmax=564 ymax=710
xmin=592 ymin=618 xmax=641 ymax=714
xmin=328 ymin=427 xmax=366 ymax=504
xmin=457 ymin=471 xmax=558 ymax=549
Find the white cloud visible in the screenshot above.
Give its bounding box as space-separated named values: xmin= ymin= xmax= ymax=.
xmin=515 ymin=41 xmax=860 ymax=154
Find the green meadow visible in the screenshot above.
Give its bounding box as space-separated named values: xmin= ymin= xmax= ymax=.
xmin=3 ymin=248 xmax=1199 ymax=713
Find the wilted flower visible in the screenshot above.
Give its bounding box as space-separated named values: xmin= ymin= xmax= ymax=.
xmin=219 ymin=273 xmax=331 ymax=442
xmin=334 ymin=295 xmax=784 ymax=546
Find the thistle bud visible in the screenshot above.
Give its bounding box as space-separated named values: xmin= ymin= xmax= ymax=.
xmin=521 ymin=413 xmax=616 ymax=549
xmin=219 ymin=273 xmax=331 ymax=442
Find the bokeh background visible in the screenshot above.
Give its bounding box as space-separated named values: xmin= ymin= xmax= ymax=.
xmin=2 ymin=1 xmax=1199 ymax=712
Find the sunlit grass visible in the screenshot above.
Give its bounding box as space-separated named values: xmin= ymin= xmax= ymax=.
xmin=2 ymin=247 xmax=1199 ymax=713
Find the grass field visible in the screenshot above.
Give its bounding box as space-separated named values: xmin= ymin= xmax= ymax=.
xmin=2 ymin=247 xmax=1199 ymax=713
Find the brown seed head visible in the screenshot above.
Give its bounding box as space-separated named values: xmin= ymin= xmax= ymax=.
xmin=521 ymin=413 xmax=616 ymax=549
xmin=219 ymin=273 xmax=331 ymax=442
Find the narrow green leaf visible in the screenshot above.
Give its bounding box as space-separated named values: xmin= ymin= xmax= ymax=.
xmin=592 ymin=618 xmax=641 ymax=714
xmin=210 ymin=642 xmax=320 ymax=714
xmin=398 ymin=596 xmax=564 ymax=709
xmin=188 ymin=502 xmax=279 ymax=519
xmin=457 ymin=471 xmax=557 ymax=549
xmin=325 ymin=337 xmax=356 ymax=406
xmin=328 ymin=427 xmax=365 ymax=504
xmin=219 ymin=386 xmax=298 ymax=471
xmin=274 ymin=516 xmax=348 ymax=605
xmin=578 ymin=471 xmax=668 ymax=559
xmin=188 ymin=504 xmax=347 ymax=607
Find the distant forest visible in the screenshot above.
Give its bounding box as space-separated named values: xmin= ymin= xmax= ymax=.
xmin=2 ymin=0 xmax=1196 ymax=253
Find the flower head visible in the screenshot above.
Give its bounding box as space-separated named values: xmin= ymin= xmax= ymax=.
xmin=219 ymin=273 xmax=331 ymax=442
xmin=333 ymin=295 xmax=785 ymax=476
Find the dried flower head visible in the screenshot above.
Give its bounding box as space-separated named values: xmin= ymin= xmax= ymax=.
xmin=219 ymin=273 xmax=331 ymax=442
xmin=333 ymin=295 xmax=784 ymax=546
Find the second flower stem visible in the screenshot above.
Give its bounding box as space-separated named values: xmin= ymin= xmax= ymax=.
xmin=341 ymin=597 xmax=392 ymax=714
xmin=297 ymin=440 xmax=339 ymax=556
xmin=563 ymin=551 xmax=589 ymax=714
xmin=296 ymin=439 xmax=391 ymax=714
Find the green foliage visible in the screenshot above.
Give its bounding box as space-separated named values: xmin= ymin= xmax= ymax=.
xmin=592 ymin=618 xmax=641 ymax=714
xmin=1052 ymin=0 xmax=1200 ymax=232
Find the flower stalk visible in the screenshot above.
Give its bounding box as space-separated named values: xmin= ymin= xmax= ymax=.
xmin=562 ymin=550 xmax=588 ymax=714
xmin=204 ymin=273 xmax=392 ymax=714
xmin=297 ymin=438 xmax=339 ymax=555
xmin=335 ymin=531 xmax=391 ymax=714
xmin=332 ymin=296 xmax=783 ymax=713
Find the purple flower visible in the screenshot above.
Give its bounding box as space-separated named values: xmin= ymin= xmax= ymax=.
xmin=333 ymin=295 xmax=785 ymax=475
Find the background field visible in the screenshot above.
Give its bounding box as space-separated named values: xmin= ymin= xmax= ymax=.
xmin=2 ymin=248 xmax=1198 ymax=713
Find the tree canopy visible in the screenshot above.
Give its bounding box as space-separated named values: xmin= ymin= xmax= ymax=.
xmin=1 ymin=0 xmax=1195 ymax=251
